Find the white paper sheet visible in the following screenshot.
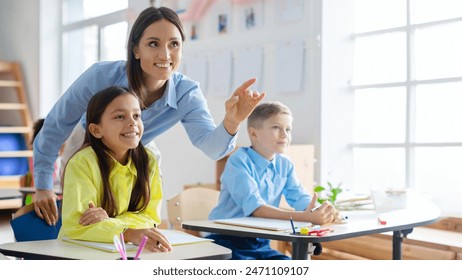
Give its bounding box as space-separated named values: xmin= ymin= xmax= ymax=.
xmin=182 ymin=55 xmax=208 ymax=95
xmin=275 ymin=39 xmax=304 ymax=93
xmin=208 ymin=50 xmax=232 ymax=97
xmin=232 ymin=46 xmax=263 ymax=90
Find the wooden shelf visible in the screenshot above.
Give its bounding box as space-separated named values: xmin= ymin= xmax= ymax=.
xmin=0 ymin=103 xmax=28 ymax=110
xmin=0 ymin=61 xmax=33 ymax=195
xmin=0 ymin=150 xmax=33 ymax=158
xmin=0 ymin=126 xmax=31 ymax=134
xmin=0 ymin=176 xmax=22 ymax=188
xmin=0 ymin=80 xmax=21 ymax=87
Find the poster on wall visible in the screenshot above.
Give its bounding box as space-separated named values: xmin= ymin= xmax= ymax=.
xmin=232 ymin=46 xmax=263 ymax=91
xmin=159 ymin=0 xmax=192 ymax=14
xmin=274 ymin=0 xmax=304 ymax=24
xmin=182 ymin=55 xmax=208 ymax=95
xmin=237 ymin=0 xmax=264 ymax=31
xmin=184 ymin=22 xmax=201 ymax=40
xmin=275 ymin=39 xmax=304 ymax=93
xmin=210 ymin=0 xmax=233 ymax=35
xmin=208 ymin=51 xmax=232 ymax=97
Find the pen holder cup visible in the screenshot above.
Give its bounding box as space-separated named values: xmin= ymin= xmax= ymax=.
xmin=117 ymin=257 xmax=138 ymax=260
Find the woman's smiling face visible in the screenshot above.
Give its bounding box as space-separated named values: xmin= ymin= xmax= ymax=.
xmin=133 ymin=19 xmax=183 ymax=83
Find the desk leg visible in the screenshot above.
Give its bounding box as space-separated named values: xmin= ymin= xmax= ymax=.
xmin=291 ymin=242 xmax=310 ymax=260
xmin=392 ymin=228 xmax=413 ymax=260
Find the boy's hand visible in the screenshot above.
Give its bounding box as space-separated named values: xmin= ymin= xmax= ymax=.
xmin=307 ymin=192 xmax=318 ymax=211
xmin=306 ymin=194 xmax=337 ymax=225
xmin=79 ymin=201 xmax=109 ymax=226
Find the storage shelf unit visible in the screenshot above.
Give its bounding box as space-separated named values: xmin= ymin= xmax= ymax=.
xmin=0 ymin=61 xmax=33 ymax=207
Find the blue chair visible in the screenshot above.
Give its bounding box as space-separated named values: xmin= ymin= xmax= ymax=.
xmin=10 ymin=200 xmax=62 ymax=242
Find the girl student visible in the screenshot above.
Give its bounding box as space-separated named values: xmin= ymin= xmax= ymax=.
xmin=33 ymin=6 xmax=265 ymax=225
xmin=59 ymin=86 xmax=172 ymax=252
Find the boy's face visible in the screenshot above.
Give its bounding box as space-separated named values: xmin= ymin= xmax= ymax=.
xmin=248 ymin=113 xmax=293 ymax=160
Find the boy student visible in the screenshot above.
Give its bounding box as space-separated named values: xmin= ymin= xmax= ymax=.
xmin=208 ymin=101 xmax=340 ymax=259
xmin=58 ymin=87 xmax=172 ymax=252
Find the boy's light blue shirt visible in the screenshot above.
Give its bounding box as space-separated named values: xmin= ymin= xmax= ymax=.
xmin=34 ymin=60 xmax=237 ymax=190
xmin=209 ymin=147 xmax=312 ymax=220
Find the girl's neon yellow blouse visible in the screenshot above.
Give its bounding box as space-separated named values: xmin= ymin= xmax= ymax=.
xmin=58 ymin=146 xmax=162 ymax=242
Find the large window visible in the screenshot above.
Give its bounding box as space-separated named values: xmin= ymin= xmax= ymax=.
xmin=352 ymin=0 xmax=462 ymax=215
xmin=61 ymin=0 xmax=128 ymax=91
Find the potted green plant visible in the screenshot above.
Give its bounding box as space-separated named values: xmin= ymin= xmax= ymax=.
xmin=314 ymin=181 xmax=343 ymax=205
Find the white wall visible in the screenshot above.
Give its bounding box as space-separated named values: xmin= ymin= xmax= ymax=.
xmin=0 ymin=0 xmax=40 ymax=119
xmin=39 ymin=0 xmax=61 ymax=118
xmin=320 ymin=0 xmax=355 ymax=189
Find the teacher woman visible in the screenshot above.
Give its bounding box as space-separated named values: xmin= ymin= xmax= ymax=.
xmin=32 ymin=6 xmax=265 ymax=225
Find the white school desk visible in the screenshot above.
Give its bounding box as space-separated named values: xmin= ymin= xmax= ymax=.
xmin=0 ymin=239 xmax=231 ymax=260
xmin=183 ymin=194 xmax=440 ymax=260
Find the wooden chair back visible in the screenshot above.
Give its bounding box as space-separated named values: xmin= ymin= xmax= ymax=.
xmin=167 ymin=187 xmax=219 ymax=236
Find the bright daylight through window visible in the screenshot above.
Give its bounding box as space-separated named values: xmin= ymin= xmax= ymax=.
xmin=352 ymin=0 xmax=462 ymax=215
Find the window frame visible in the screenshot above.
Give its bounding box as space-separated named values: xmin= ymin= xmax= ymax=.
xmin=351 ymin=0 xmax=462 ymax=192
xmin=61 ymin=4 xmax=128 ymax=92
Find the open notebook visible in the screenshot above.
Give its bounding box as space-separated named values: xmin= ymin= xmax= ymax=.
xmin=214 ymin=217 xmax=312 ymax=231
xmin=62 ymin=229 xmax=212 ymax=252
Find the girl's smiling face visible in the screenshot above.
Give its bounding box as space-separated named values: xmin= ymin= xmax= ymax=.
xmin=89 ymin=93 xmax=143 ymax=164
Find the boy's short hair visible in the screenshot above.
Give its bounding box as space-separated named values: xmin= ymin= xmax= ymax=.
xmin=247 ymin=101 xmax=292 ymax=129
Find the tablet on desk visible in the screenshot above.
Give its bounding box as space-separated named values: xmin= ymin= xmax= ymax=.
xmin=214 ymin=217 xmax=312 ymax=231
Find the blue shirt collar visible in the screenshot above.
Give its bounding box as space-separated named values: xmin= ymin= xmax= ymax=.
xmin=162 ymin=76 xmax=178 ymax=109
xmin=248 ymin=147 xmax=276 ymax=172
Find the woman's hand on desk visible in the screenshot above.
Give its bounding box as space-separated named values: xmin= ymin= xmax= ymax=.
xmin=124 ymin=228 xmax=173 ymax=252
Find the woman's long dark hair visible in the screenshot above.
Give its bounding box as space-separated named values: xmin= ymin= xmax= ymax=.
xmin=126 ymin=7 xmax=185 ymax=106
xmin=84 ymin=86 xmax=151 ymax=217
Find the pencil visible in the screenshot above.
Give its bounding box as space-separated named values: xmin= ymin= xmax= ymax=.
xmin=289 ymin=216 xmax=296 ymax=234
xmin=310 ymin=204 xmax=322 ymax=212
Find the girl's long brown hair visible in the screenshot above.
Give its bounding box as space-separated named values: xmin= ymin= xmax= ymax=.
xmin=84 ymin=86 xmax=151 ymax=217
